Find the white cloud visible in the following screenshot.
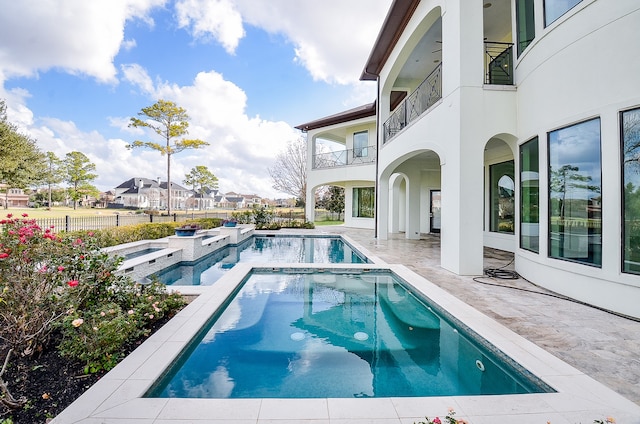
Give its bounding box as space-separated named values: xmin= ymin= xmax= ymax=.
xmin=175 ymin=0 xmax=245 ymax=54
xmin=0 ymin=0 xmax=164 ymax=83
xmin=108 ymin=68 xmax=298 ymax=197
xmin=122 ymin=39 xmax=138 ymax=51
xmin=170 ymin=0 xmax=390 ymax=86
xmin=121 ymin=63 xmax=156 ymax=95
xmin=230 ymin=0 xmax=391 ymax=85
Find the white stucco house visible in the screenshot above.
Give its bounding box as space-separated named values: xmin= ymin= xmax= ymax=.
xmin=298 ymin=0 xmax=640 ymax=319
xmin=114 ymin=178 xmax=193 ymax=210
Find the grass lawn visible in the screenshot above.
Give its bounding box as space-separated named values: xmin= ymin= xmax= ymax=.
xmin=314 ymin=220 xmax=344 ymax=226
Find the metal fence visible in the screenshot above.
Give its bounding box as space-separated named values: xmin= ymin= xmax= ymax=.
xmin=31 ymin=211 xmax=233 ymax=232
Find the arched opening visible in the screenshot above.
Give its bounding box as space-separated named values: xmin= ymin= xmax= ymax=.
xmin=380 ymin=150 xmax=442 ymax=240
xmin=484 ymin=135 xmax=517 ymax=252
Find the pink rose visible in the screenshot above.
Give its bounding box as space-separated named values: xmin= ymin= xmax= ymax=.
xmin=67 ymin=280 xmax=79 ymax=287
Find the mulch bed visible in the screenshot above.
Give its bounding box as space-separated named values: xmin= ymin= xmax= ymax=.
xmin=0 ymin=317 xmax=172 ymax=424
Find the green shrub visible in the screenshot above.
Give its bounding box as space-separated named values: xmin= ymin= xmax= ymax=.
xmin=66 ymin=218 xmax=223 ymax=248
xmin=58 ymin=303 xmax=136 ymax=374
xmin=58 ymin=280 xmax=185 ymax=373
xmin=0 ymin=212 xmax=186 ymax=397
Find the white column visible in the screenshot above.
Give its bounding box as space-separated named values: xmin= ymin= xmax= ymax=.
xmin=405 ymin=168 xmax=422 ymax=240
xmin=376 ymin=177 xmax=389 ymax=240
xmin=438 ymin=0 xmax=485 ymax=275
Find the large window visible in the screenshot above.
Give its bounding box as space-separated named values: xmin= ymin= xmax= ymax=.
xmin=548 ymin=118 xmax=601 ymax=266
xmin=544 ymin=0 xmax=582 ymax=26
xmin=352 ymin=187 xmax=374 ymax=218
xmin=622 ymin=107 xmax=640 ymax=274
xmin=516 ymin=0 xmax=535 ymax=56
xmin=490 ymin=161 xmax=515 ymax=234
xmin=520 ymin=138 xmax=539 ymax=252
xmin=353 ymin=131 xmax=368 ymax=158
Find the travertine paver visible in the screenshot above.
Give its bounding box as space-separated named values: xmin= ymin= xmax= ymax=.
xmin=309 ymin=226 xmax=640 ymax=406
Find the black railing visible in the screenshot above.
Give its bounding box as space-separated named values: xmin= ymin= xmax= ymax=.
xmin=383 ymin=63 xmax=442 ymax=144
xmin=485 ymin=41 xmax=514 ymax=85
xmin=6 ymin=211 xmax=232 ymax=232
xmin=313 ymin=145 xmax=377 ymax=169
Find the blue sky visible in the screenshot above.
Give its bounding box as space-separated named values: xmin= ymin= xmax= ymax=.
xmin=0 ymin=0 xmax=391 ymax=198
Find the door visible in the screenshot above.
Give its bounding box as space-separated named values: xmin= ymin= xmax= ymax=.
xmin=430 ymin=190 xmax=441 ymax=233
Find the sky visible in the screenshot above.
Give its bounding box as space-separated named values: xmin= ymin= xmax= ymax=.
xmin=0 ymin=0 xmax=391 ymax=199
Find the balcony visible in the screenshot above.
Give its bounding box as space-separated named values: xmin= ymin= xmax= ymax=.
xmin=485 ymin=41 xmax=514 ymax=85
xmin=313 ymin=145 xmax=377 ymax=169
xmin=383 ymin=63 xmax=442 ymax=144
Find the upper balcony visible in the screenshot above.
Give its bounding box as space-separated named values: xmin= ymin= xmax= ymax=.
xmin=313 ymin=145 xmax=377 ymax=169
xmin=365 ymin=1 xmax=514 ymax=144
xmin=383 ymin=63 xmax=442 ymax=144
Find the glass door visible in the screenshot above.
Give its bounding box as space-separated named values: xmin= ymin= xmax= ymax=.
xmin=430 ymin=190 xmax=441 ymax=233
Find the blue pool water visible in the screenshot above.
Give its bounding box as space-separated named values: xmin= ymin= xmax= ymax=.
xmin=147 ymin=270 xmax=553 ymax=398
xmin=154 ymin=236 xmax=366 ymax=286
xmin=124 ymin=247 xmax=163 ymax=260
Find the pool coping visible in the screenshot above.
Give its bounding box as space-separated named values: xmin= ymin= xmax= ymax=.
xmin=52 ymin=253 xmax=640 ymax=422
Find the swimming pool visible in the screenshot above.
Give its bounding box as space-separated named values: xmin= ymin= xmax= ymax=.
xmin=153 ymin=235 xmax=367 ymax=286
xmin=147 ymin=269 xmax=553 ymax=398
xmin=123 ymin=247 xmax=163 ymax=260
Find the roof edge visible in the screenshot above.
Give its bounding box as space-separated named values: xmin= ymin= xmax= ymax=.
xmin=360 ymin=0 xmax=421 ymax=81
xmin=295 ymin=101 xmax=376 ymax=132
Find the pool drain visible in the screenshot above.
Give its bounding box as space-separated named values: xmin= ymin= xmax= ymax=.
xmin=475 ymin=359 xmax=485 ymax=371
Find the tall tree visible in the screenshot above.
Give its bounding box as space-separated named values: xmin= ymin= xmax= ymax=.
xmin=63 ymin=151 xmax=98 ymax=210
xmin=43 ymin=151 xmax=64 ymax=208
xmin=128 ymin=100 xmax=209 ymax=215
xmin=0 ymin=100 xmax=45 ymax=208
xmin=268 ymin=136 xmax=307 ymax=213
xmin=550 ymin=164 xmax=600 ymax=219
xmin=325 ymin=186 xmax=345 ymax=220
xmin=184 ymin=165 xmax=219 ymax=210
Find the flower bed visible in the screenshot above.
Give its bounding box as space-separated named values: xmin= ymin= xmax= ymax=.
xmin=0 ymin=214 xmax=186 ymax=422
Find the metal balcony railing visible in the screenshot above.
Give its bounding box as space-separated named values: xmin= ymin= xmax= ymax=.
xmin=312 ymin=145 xmax=377 ymax=169
xmin=485 ymin=41 xmax=514 ymax=85
xmin=383 ymin=63 xmax=442 ymax=144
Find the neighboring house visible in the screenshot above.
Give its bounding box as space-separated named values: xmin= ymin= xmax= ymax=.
xmin=187 ymin=188 xmax=218 ymax=210
xmin=96 ymin=190 xmax=115 ymax=208
xmin=114 ymin=178 xmax=164 ymax=209
xmin=224 ymin=195 xmax=246 ymax=209
xmin=0 ymin=185 xmax=29 ymax=208
xmin=242 ymin=195 xmax=263 ymax=208
xmin=160 ymin=181 xmax=192 ymax=211
xmin=297 ymin=0 xmax=640 ymax=319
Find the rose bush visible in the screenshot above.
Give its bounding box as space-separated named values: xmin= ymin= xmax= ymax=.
xmin=0 ymin=214 xmax=185 ymax=409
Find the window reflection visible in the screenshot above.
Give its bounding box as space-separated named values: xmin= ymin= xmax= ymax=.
xmin=548 ymin=118 xmax=601 ymax=266
xmin=354 ymin=131 xmax=368 ymax=158
xmin=622 ymin=107 xmax=640 ymax=274
xmin=520 ymin=138 xmax=539 ymax=252
xmin=544 ymin=0 xmax=582 ymax=26
xmin=490 ymin=161 xmax=515 ymax=234
xmin=353 ymin=187 xmax=375 ymax=218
